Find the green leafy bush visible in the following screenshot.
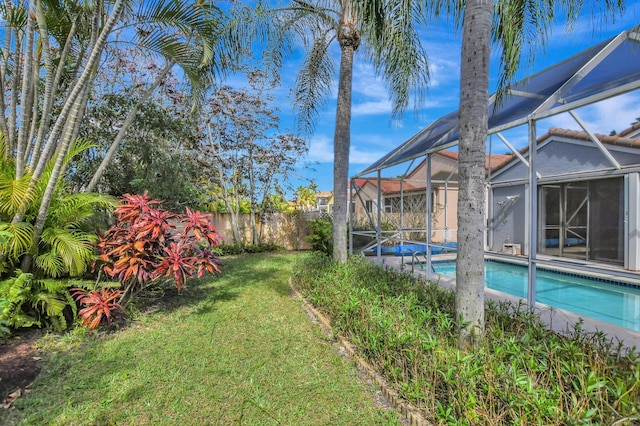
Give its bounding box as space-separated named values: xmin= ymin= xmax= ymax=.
xmin=0 ymin=138 xmax=116 ymax=278
xmin=306 ymin=218 xmax=333 ymax=256
xmin=217 ymin=242 xmax=283 ymax=255
xmin=0 ymin=297 xmax=10 ymax=337
xmin=291 ymin=253 xmax=640 ymax=424
xmin=0 ymin=271 xmax=76 ymax=332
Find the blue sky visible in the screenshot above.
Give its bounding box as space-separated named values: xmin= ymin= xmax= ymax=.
xmin=257 ymin=4 xmax=640 ymax=194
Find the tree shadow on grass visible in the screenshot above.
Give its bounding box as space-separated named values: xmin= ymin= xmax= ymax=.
xmin=131 ymin=279 xmax=238 ymax=318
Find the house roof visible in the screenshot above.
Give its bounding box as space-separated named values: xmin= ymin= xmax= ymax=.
xmin=491 ymin=124 xmax=640 ymax=173
xmin=353 ymin=178 xmax=423 ymax=194
xmin=407 ymin=150 xmax=512 ymax=177
xmin=618 ymin=121 xmax=640 ymax=138
xmin=356 ymin=26 xmax=640 ymax=177
xmin=316 ymin=191 xmax=332 ymax=198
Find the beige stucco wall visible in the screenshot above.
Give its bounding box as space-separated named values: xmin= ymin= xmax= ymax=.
xmin=432 ymin=186 xmax=458 ymax=242
xmin=209 ymin=212 xmax=313 ymax=250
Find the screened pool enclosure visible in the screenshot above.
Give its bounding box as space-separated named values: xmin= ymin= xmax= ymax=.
xmin=351 ymin=26 xmax=640 ymax=308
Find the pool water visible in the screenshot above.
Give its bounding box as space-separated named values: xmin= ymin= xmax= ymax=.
xmin=433 ymin=261 xmax=640 ymax=332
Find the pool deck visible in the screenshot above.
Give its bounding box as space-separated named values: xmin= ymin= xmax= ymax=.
xmin=366 ymin=252 xmax=640 ymax=351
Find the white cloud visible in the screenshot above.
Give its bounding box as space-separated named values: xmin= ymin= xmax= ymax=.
xmin=351 ymin=100 xmax=393 ymax=116
xmin=349 ymin=145 xmax=388 ymax=164
xmin=307 ymin=135 xmax=334 ymax=163
xmin=548 ymin=92 xmax=640 ymax=134
xmin=306 ymin=133 xmax=389 ymax=165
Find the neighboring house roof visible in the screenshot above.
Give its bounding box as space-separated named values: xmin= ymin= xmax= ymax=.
xmin=359 ymin=179 xmax=424 ymax=195
xmin=491 ymin=124 xmax=640 ymax=174
xmin=487 ymin=154 xmax=513 ymax=170
xmin=316 ymin=191 xmax=333 ymax=198
xmin=352 ymin=150 xmax=517 ymax=197
xmin=406 ymin=150 xmax=510 ymax=179
xmin=618 ymin=121 xmax=640 ymax=138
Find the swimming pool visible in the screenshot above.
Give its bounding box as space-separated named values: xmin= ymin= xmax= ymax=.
xmin=432 ymin=261 xmax=640 ymax=332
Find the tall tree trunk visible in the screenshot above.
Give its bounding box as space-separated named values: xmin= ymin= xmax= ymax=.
xmin=7 ymin=30 xmax=22 ymax=152
xmin=16 ymin=3 xmax=36 ymax=179
xmin=0 ymin=6 xmax=13 ymax=150
xmin=19 ymin=0 xmax=127 ymax=271
xmin=456 ymin=0 xmax=492 ymax=349
xmin=209 ymin=125 xmax=242 ymax=244
xmin=332 ymin=20 xmax=360 ymax=263
xmin=31 ymin=0 xmax=124 ymax=185
xmin=29 ymin=11 xmax=79 ymax=169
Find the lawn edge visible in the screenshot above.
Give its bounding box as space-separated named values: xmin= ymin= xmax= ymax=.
xmin=289 ymin=279 xmax=430 ymax=426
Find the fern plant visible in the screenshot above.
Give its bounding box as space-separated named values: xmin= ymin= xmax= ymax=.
xmin=0 ymin=297 xmax=10 ymax=337
xmin=0 ymin=270 xmax=76 ymax=331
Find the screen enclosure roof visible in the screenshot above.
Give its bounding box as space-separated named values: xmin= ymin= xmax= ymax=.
xmin=356 ymin=25 xmax=640 ymax=177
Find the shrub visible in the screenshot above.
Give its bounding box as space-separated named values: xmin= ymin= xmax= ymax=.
xmin=72 ymin=287 xmax=123 ymax=330
xmin=0 ymin=271 xmax=76 ymax=332
xmin=306 ymin=218 xmax=333 ymax=256
xmin=216 ymin=242 xmax=283 ymax=255
xmin=0 ymin=297 xmax=10 ymax=337
xmin=95 ymin=193 xmax=223 ymax=307
xmin=291 ymin=254 xmax=640 ymax=424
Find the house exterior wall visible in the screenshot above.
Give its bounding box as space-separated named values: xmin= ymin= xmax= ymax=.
xmin=489 ymin=185 xmax=526 ymax=252
xmin=351 ymin=182 xmax=379 ymax=220
xmin=407 ymin=154 xmax=458 ymax=181
xmin=489 ymin=132 xmax=640 ymax=270
xmin=433 ymin=186 xmax=458 ymax=242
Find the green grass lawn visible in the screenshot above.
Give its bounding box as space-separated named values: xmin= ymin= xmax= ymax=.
xmin=4 ymin=252 xmax=400 ymax=425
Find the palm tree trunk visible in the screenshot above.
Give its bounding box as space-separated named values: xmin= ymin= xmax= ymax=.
xmin=16 ymin=3 xmax=36 ymax=179
xmin=29 ymin=12 xmax=79 ymax=169
xmin=7 ymin=30 xmax=22 ymax=152
xmin=0 ymin=8 xmax=13 ymax=150
xmin=31 ymin=0 xmax=125 ymax=184
xmin=332 ymin=24 xmax=359 ymax=263
xmin=456 ymin=0 xmax=492 ymax=350
xmin=19 ymin=0 xmax=128 ymax=271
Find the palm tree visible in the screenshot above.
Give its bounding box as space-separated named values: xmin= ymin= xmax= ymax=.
xmin=455 ymin=0 xmax=626 ymax=348
xmin=0 ymin=0 xmax=248 ymax=272
xmin=455 ymin=0 xmax=492 ymax=349
xmin=270 ymin=0 xmax=431 ymax=262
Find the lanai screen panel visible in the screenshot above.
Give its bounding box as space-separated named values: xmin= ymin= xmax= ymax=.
xmin=357 ymin=26 xmax=640 ymax=177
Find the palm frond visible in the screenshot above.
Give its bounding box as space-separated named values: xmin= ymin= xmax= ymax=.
xmin=0 ymin=1 xmax=27 ymax=29
xmin=35 ymin=250 xmax=67 ymax=278
xmin=39 ymin=228 xmax=95 ymax=277
xmin=129 ymin=0 xmax=249 ymax=109
xmin=30 ymin=289 xmax=68 ymax=318
xmin=294 ymin=28 xmax=336 ymax=135
xmin=358 ymin=0 xmax=431 ymax=119
xmin=0 ymin=173 xmax=36 ymax=217
xmin=47 ymin=190 xmax=116 ymax=229
xmin=0 ymin=222 xmax=35 ymax=261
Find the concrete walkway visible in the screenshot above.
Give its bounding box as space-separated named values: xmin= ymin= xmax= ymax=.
xmin=366 ymin=254 xmax=640 ymax=351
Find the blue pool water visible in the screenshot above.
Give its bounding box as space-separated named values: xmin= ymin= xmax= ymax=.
xmin=433 ymin=261 xmax=640 ymax=332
